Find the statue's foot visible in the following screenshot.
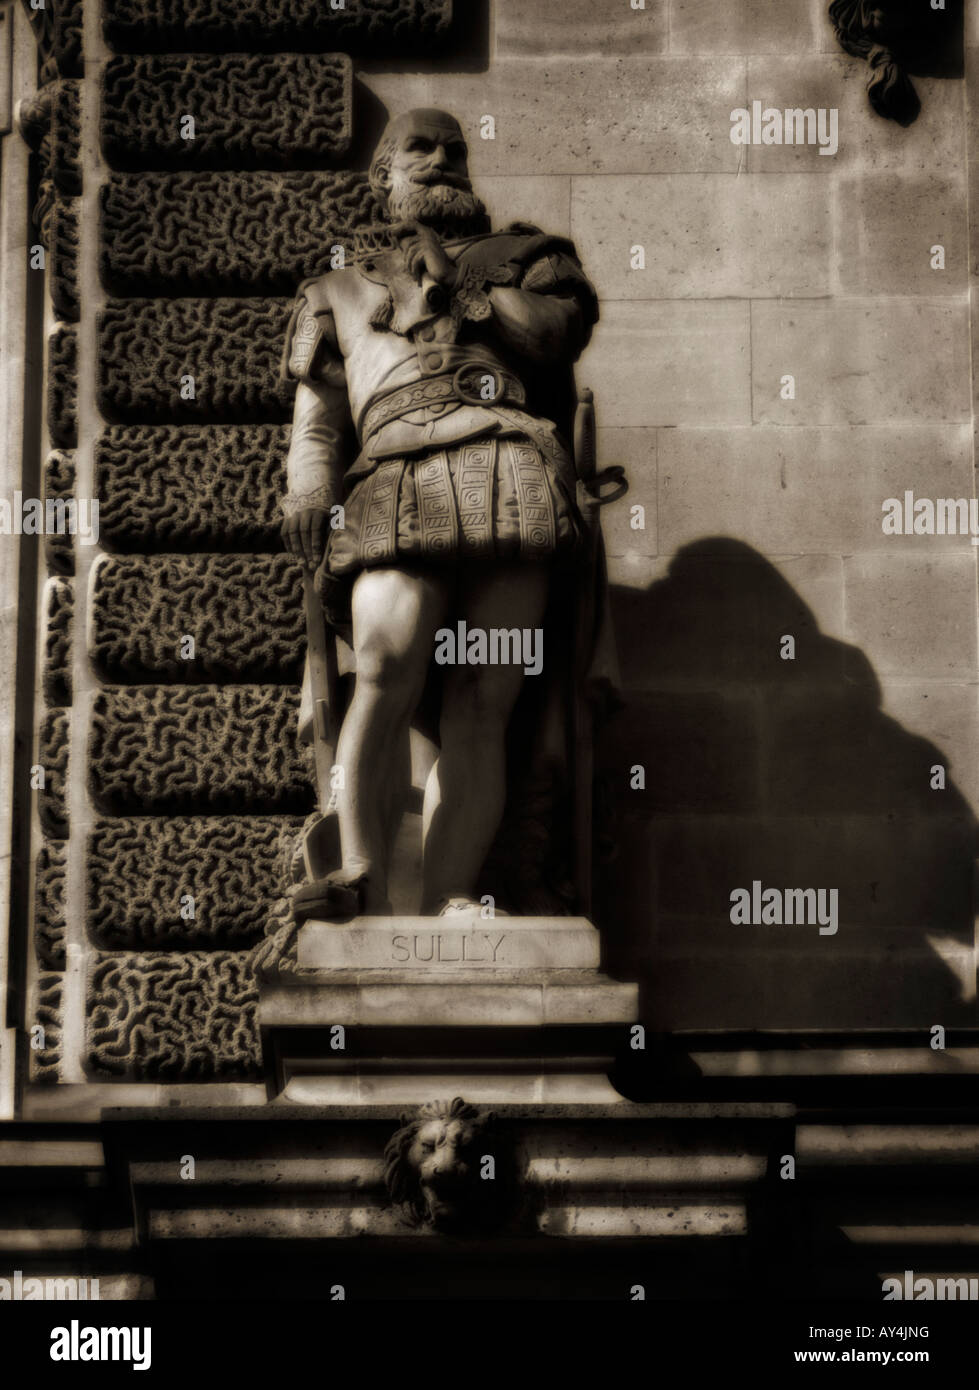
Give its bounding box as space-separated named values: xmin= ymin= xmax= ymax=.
xmin=437 ymin=895 xmax=510 ymax=918
xmin=292 ymin=872 xmax=373 ymax=925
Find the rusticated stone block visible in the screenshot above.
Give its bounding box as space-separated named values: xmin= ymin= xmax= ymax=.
xmin=101 ymin=172 xmax=380 ymax=294
xmin=87 ymin=816 xmax=302 ymax=949
xmin=97 ymin=300 xmax=294 ymax=425
xmin=94 ymin=426 xmax=287 ymax=552
xmin=88 ymin=951 xmax=260 ymax=1079
xmin=42 ymin=577 xmax=73 ymax=706
xmin=35 ymin=841 xmax=67 ymax=970
xmin=102 ymin=0 xmax=452 ymax=54
xmin=19 ymin=79 xmax=81 ymax=196
xmin=91 ymin=554 xmax=304 ymax=682
xmin=102 ymin=54 xmax=352 ymax=170
xmin=48 ymin=326 xmax=77 ymax=448
xmin=90 ymin=686 xmax=313 ymax=815
xmin=44 ymin=450 xmax=75 ymax=575
xmin=30 ymin=974 xmax=64 ymax=1083
xmin=51 ymin=197 xmax=79 ymax=322
xmin=22 ymin=0 xmax=84 ymax=79
xmin=39 ymin=709 xmax=69 ymax=839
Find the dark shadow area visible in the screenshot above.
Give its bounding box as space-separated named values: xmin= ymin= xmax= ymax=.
xmin=593 ymin=539 xmax=979 ymax=1039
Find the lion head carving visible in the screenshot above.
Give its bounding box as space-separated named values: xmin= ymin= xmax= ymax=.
xmin=383 ymin=1097 xmax=513 ymax=1234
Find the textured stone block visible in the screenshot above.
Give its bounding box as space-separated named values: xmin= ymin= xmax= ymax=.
xmin=51 ymin=197 xmax=79 ymax=322
xmin=745 ymin=56 xmax=967 ymax=174
xmin=838 ymin=175 xmax=968 ymax=295
xmin=91 ymin=554 xmax=304 ymax=683
xmin=98 ymin=299 xmax=294 ymax=425
xmin=479 ymin=175 xmax=572 ymax=239
xmin=95 ymin=426 xmax=287 ymax=552
xmin=30 ymin=975 xmax=63 ymax=1084
xmin=495 ymin=0 xmax=666 ymax=55
xmin=101 ymin=0 xmax=453 ymax=54
xmin=101 ymin=171 xmax=378 ymax=294
xmin=572 ymin=173 xmax=832 ymax=299
xmin=44 ymin=451 xmax=75 ymax=576
xmin=751 ymin=300 xmax=971 ymax=425
xmin=88 ymin=952 xmax=260 ymax=1080
xmin=584 ymin=301 xmax=751 ymax=427
xmin=89 ymin=686 xmax=313 ymax=815
xmin=102 ymin=55 xmax=352 ymax=170
xmin=657 ymin=424 xmax=976 ymax=556
xmin=843 ymin=554 xmax=979 ymax=680
xmin=670 ymin=0 xmax=821 ymax=54
xmin=362 ymin=59 xmax=747 ymax=175
xmin=35 ymin=841 xmax=67 ymax=970
xmin=18 ymin=79 xmax=81 ymax=196
xmin=880 ymin=682 xmax=979 ymax=812
xmin=87 ymin=816 xmax=302 ymax=949
xmin=42 ymin=577 xmax=72 ymax=706
xmin=24 ymin=0 xmax=84 ymax=78
xmin=48 ymin=326 xmax=77 ymax=447
xmin=38 ymin=709 xmax=69 ymax=839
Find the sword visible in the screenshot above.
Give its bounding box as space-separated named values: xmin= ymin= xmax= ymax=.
xmin=299 ymin=565 xmax=341 ymax=883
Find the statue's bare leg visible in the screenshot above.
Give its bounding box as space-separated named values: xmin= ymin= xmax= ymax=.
xmin=336 ymin=566 xmax=450 ymax=909
xmin=421 ymin=562 xmax=550 ymax=912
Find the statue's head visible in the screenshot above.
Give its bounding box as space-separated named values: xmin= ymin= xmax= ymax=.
xmin=383 ymin=1097 xmax=508 ymax=1234
xmin=368 ymin=108 xmax=489 ymax=237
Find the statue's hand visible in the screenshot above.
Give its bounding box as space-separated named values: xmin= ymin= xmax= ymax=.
xmin=394 ymin=222 xmax=459 ymax=290
xmin=281 ymin=507 xmax=330 ymax=570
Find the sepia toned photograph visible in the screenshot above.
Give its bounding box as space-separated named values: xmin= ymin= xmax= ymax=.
xmin=0 ymin=0 xmax=977 ymax=1363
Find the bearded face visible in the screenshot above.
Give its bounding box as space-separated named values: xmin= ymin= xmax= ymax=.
xmin=371 ymin=111 xmax=490 ymax=239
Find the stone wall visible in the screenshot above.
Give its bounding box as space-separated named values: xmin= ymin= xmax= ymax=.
xmin=18 ymin=0 xmax=979 ymax=1094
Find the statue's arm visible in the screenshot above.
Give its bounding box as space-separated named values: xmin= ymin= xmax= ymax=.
xmin=281 ymin=379 xmax=350 ymax=569
xmin=486 ymin=287 xmax=586 ymax=364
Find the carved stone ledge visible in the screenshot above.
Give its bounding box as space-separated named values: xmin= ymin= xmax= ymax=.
xmin=48 ymin=326 xmax=77 ymax=448
xmin=42 ymin=576 xmax=73 ymax=707
xmin=89 ymin=686 xmax=314 ymax=815
xmin=91 ymin=553 xmax=304 ymax=683
xmin=87 ymin=816 xmax=302 ymax=950
xmin=38 ymin=709 xmax=69 ymax=839
xmin=94 ymin=426 xmax=287 ymax=552
xmin=101 ymin=54 xmax=352 ymax=170
xmin=101 ymin=172 xmax=380 ymax=295
xmin=35 ymin=841 xmax=67 ymax=970
xmin=88 ymin=951 xmax=260 ymax=1080
xmin=101 ymin=0 xmax=452 ymax=55
xmin=44 ymin=450 xmax=76 ymax=576
xmin=97 ymin=300 xmax=294 ymax=425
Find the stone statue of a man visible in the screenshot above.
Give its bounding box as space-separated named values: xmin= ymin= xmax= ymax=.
xmin=280 ymin=108 xmax=601 ymax=923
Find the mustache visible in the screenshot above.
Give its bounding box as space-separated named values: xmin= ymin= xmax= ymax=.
xmin=410 ymin=171 xmax=472 ymax=190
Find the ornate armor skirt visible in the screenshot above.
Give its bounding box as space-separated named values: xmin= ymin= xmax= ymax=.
xmin=325 ymin=433 xmax=581 ymax=576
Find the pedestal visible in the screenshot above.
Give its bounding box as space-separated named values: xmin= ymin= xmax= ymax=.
xmin=259 ymin=916 xmax=639 ymax=1104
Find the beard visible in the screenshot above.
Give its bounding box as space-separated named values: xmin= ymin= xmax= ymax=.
xmin=386 ymin=181 xmax=490 ymax=239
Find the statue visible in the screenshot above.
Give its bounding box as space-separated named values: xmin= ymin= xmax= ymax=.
xmin=280 ymin=107 xmax=622 ymax=925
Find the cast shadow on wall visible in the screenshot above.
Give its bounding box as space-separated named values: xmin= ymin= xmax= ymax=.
xmin=594 ymin=539 xmax=979 ymax=1032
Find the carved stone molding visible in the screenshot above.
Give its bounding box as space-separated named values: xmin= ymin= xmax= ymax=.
xmin=30 ymin=975 xmax=64 ymax=1083
xmin=43 ymin=451 xmax=76 ymax=575
xmin=20 ymin=0 xmax=84 ymax=83
xmin=38 ymin=709 xmax=69 ymax=839
xmin=101 ymin=54 xmax=352 ymax=170
xmin=48 ymin=326 xmax=77 ymax=448
xmin=35 ymin=841 xmax=67 ymax=970
xmin=94 ymin=426 xmax=287 ymax=552
xmin=42 ymin=577 xmax=73 ymax=706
